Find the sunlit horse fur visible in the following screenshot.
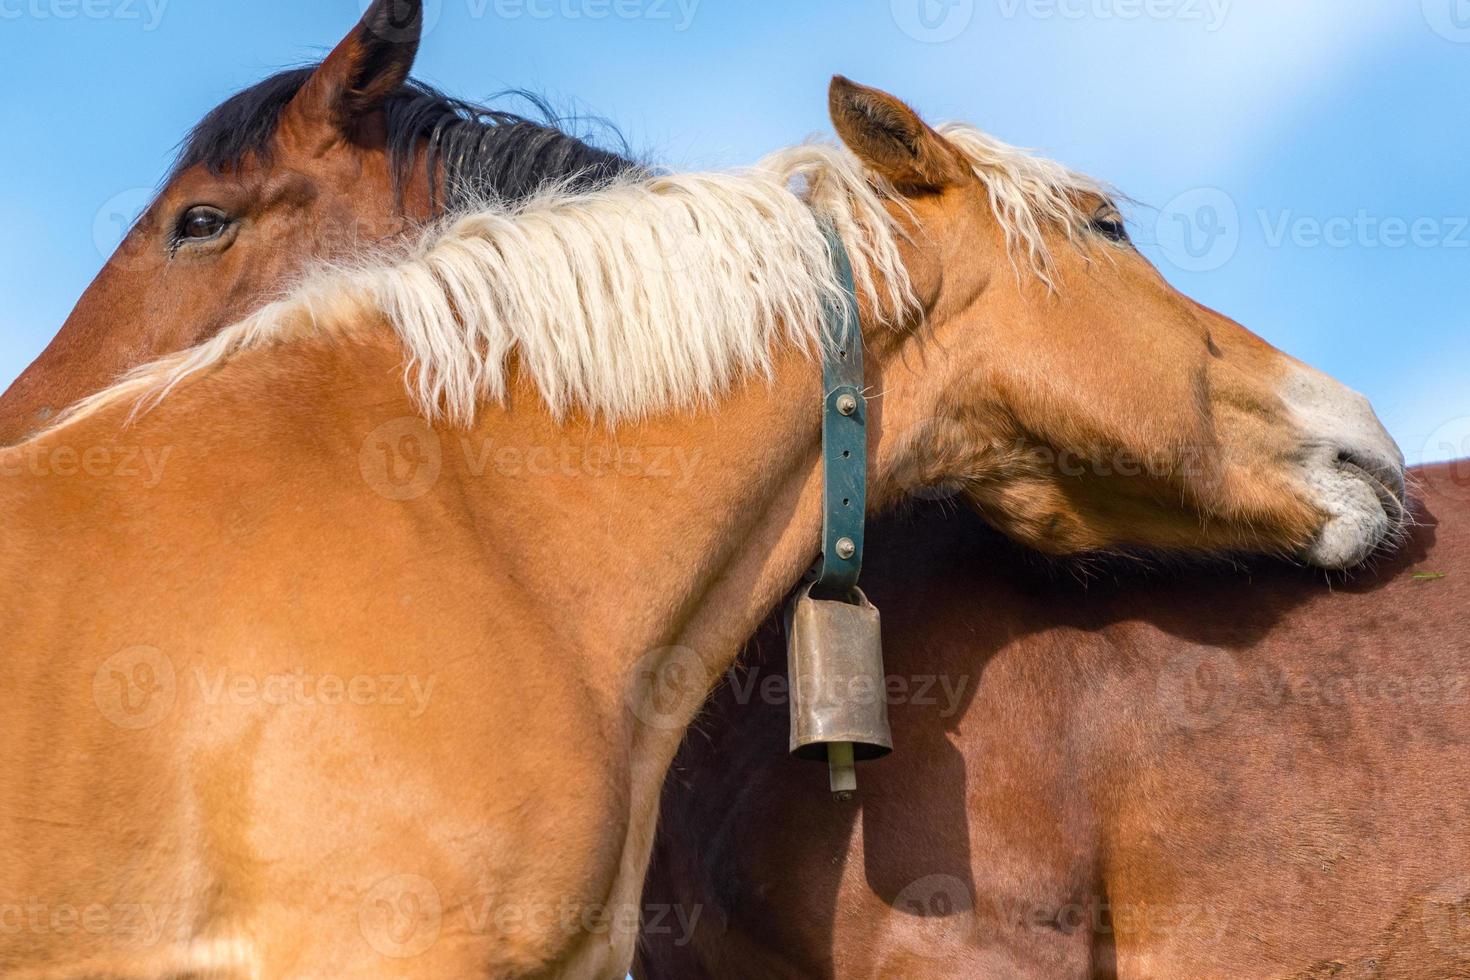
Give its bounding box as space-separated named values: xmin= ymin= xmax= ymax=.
xmin=0 ymin=68 xmax=1407 ymax=978
xmin=50 ymin=83 xmax=1402 ymax=568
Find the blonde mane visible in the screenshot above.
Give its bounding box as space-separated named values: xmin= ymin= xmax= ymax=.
xmin=51 ymin=124 xmax=1109 ymax=430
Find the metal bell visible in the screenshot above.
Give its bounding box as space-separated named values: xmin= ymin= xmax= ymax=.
xmin=786 ymin=582 xmax=893 ymax=798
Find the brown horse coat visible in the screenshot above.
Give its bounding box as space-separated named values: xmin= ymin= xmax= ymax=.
xmin=0 ymin=29 xmax=1414 ymax=971
xmin=639 ymin=465 xmax=1470 ymax=979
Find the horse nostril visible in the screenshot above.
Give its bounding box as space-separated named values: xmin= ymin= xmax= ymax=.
xmin=1337 ymin=449 xmax=1407 ymax=514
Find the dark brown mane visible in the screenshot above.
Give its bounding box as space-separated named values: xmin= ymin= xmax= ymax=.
xmin=172 ymin=67 xmax=640 ymax=210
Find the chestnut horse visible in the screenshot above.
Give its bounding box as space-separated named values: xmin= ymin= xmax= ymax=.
xmin=0 ymin=0 xmax=632 ymax=446
xmin=0 ymin=74 xmax=1404 ymax=978
xmin=638 ymin=469 xmax=1470 ymax=979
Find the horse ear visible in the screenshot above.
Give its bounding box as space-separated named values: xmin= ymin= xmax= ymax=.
xmin=828 ymin=76 xmax=968 ymax=190
xmin=282 ymin=0 xmax=423 ymax=149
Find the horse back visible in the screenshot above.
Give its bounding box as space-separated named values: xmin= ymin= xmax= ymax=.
xmin=638 ymin=464 xmax=1470 ymax=979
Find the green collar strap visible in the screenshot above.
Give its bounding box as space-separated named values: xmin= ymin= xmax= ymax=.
xmin=812 ymin=225 xmax=866 ymax=599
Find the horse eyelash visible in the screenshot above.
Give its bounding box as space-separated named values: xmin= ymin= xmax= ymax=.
xmin=1091 ymin=216 xmax=1130 ymax=244
xmin=166 ymin=209 xmax=230 ymax=257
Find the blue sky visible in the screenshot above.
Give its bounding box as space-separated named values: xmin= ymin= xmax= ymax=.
xmin=2 ymin=0 xmax=1466 ymax=462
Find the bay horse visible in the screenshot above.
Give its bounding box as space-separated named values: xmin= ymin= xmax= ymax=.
xmin=0 ymin=0 xmax=632 ymax=446
xmin=0 ymin=74 xmax=1405 ymax=978
xmin=638 ymin=470 xmax=1470 ymax=979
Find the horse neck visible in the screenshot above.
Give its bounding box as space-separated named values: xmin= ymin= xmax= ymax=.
xmin=451 ymin=345 xmax=845 ymax=964
xmin=455 ymin=352 xmax=831 ymax=700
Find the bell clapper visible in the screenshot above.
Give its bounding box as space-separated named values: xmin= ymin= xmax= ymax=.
xmin=828 ymin=741 xmax=857 ymax=801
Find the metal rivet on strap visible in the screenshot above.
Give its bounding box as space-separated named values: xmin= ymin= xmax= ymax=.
xmin=835 ymin=538 xmax=857 ymax=560
xmin=835 ymin=393 xmax=859 ymax=417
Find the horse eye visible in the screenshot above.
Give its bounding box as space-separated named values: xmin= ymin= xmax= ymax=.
xmin=1091 ymin=215 xmax=1130 ymax=244
xmin=178 ymin=206 xmax=229 ymax=242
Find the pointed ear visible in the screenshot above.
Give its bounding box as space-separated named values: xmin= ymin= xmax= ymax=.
xmin=281 ymin=0 xmax=423 ymax=150
xmin=829 ymin=76 xmax=969 ymax=190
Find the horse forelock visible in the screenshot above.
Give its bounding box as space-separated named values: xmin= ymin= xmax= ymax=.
xmin=938 ymin=123 xmax=1124 ymax=289
xmin=171 ymin=67 xmax=639 ymax=210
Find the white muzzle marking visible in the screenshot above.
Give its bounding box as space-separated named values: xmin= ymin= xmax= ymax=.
xmin=1282 ymin=365 xmax=1406 ymax=569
